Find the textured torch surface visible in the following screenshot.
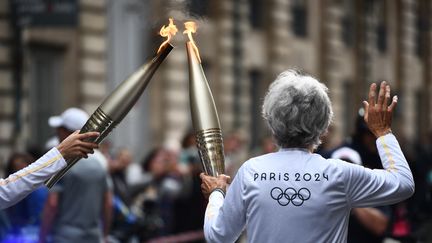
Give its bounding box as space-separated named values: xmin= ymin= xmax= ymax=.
xmin=186 ymin=41 xmax=225 ymax=176
xmin=45 ymin=43 xmax=173 ymax=188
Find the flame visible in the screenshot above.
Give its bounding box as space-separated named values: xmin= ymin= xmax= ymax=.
xmin=157 ymin=18 xmax=178 ymax=53
xmin=183 ymin=21 xmax=201 ymax=62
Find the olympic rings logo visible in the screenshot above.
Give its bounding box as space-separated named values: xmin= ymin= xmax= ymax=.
xmin=270 ymin=187 xmax=311 ymax=206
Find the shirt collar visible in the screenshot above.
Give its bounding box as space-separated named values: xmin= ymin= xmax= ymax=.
xmin=278 ymin=147 xmax=312 ymax=153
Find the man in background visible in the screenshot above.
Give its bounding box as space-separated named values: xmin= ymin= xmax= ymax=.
xmin=39 ymin=108 xmax=112 ymax=243
xmin=331 ymin=146 xmax=390 ymax=243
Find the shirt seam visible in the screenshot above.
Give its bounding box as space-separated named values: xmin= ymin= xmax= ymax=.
xmin=0 ymin=155 xmax=62 ymax=186
xmin=378 ymin=136 xmax=397 ymax=172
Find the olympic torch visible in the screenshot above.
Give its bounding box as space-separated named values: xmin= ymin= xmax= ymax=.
xmin=184 ymin=22 xmax=225 ymax=176
xmin=45 ymin=19 xmax=178 ymax=188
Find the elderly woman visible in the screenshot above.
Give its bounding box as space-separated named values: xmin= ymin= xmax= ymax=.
xmin=200 ymin=70 xmax=414 ymax=243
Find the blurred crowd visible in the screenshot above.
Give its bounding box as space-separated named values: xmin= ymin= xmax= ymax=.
xmin=0 ymin=107 xmax=431 ymax=243
xmin=0 ymin=108 xmax=264 ymax=243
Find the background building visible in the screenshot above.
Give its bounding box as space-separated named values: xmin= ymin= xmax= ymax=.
xmin=0 ymin=0 xmax=431 ymax=165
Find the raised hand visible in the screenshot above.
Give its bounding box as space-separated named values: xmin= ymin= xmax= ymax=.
xmin=56 ymin=131 xmax=100 ymax=160
xmin=362 ymin=81 xmax=398 ymax=138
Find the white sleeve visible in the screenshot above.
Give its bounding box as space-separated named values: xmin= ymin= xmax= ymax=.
xmin=204 ymin=166 xmax=246 ymax=243
xmin=343 ymin=133 xmax=415 ymax=207
xmin=0 ymin=147 xmax=67 ymax=209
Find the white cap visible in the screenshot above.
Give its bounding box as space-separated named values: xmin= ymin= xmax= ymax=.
xmin=45 ymin=136 xmax=60 ymax=150
xmin=48 ymin=108 xmax=89 ymax=131
xmin=331 ymin=147 xmax=362 ymax=165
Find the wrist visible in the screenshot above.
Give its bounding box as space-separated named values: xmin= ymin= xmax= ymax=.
xmin=56 ymin=145 xmax=66 ymax=159
xmin=211 ymin=188 xmax=226 ymax=198
xmin=374 ymin=129 xmax=392 ymax=138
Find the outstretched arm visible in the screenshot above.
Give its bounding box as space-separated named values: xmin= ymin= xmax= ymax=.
xmin=0 ymin=131 xmax=99 ymax=209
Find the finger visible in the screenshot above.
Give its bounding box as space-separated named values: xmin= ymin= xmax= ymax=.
xmin=79 ymin=147 xmax=94 ymax=155
xmin=80 ymin=141 xmax=99 ymax=149
xmin=78 ymin=151 xmax=87 ymax=158
xmin=199 ymin=173 xmax=206 ymax=180
xmin=382 ymin=85 xmax=390 ymax=111
xmin=77 ymin=132 xmax=100 ymax=140
xmin=363 ymin=101 xmax=369 ymax=122
xmin=387 ymin=95 xmax=398 ymax=112
xmin=368 ymin=83 xmax=377 ymax=107
xmin=376 ymin=81 xmax=386 ymax=108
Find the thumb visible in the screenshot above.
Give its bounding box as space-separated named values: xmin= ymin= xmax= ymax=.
xmin=362 ymin=101 xmax=369 ymax=122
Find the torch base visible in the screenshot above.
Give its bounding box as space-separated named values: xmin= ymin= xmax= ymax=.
xmin=196 ymin=128 xmax=225 ymax=177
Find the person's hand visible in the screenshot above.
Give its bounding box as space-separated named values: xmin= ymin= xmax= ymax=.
xmin=200 ymin=173 xmax=231 ymax=199
xmin=56 ymin=130 xmax=100 ymax=160
xmin=363 ymin=81 xmax=398 ymax=138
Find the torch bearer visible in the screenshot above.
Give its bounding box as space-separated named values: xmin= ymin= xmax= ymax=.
xmin=184 ymin=22 xmax=225 ymax=176
xmin=45 ymin=19 xmax=178 ymax=188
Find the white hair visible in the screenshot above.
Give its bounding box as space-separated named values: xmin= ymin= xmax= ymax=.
xmin=262 ymin=70 xmax=333 ymax=149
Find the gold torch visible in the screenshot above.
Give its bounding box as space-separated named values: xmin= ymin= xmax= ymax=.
xmin=184 ymin=22 xmax=225 ymax=176
xmin=45 ymin=19 xmax=178 ymax=188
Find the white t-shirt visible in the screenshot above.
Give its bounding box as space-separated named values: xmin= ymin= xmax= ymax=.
xmin=204 ymin=133 xmax=414 ymax=243
xmin=0 ymin=147 xmax=66 ymax=209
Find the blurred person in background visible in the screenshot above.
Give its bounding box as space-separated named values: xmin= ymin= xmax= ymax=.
xmin=316 ymin=125 xmax=339 ymax=159
xmin=132 ymin=147 xmax=182 ymax=241
xmin=199 ymin=71 xmax=414 ymax=242
xmin=251 ymin=135 xmax=278 ymax=157
xmin=2 ymin=153 xmax=49 ymax=241
xmin=224 ymin=133 xmax=246 ymax=177
xmin=109 ymin=148 xmax=133 ymax=205
xmin=172 ymin=132 xmax=206 ymax=242
xmin=331 ymin=147 xmax=390 ymax=243
xmin=39 ymin=108 xmax=112 ymax=243
xmin=108 ymin=148 xmax=140 ymax=242
xmin=409 ymin=130 xmax=432 ymax=242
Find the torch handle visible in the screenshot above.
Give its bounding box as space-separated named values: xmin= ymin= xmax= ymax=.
xmin=196 ymin=128 xmax=225 ymax=177
xmin=45 ymin=108 xmax=116 ymax=188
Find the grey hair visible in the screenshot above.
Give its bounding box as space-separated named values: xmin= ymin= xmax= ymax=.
xmin=262 ymin=70 xmax=333 ymax=149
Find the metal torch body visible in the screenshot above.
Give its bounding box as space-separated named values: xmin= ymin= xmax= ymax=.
xmin=186 ymin=42 xmax=225 ymax=177
xmin=45 ymin=43 xmax=173 ymax=188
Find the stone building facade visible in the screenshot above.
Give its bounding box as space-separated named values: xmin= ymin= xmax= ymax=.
xmin=0 ymin=0 xmax=430 ymax=162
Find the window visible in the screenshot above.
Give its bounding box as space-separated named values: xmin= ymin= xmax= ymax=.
xmin=29 ymin=46 xmax=64 ymax=145
xmin=415 ymin=1 xmax=428 ymax=58
xmin=343 ymin=81 xmax=355 ymax=136
xmin=291 ymin=1 xmax=308 ymax=37
xmin=188 ymin=0 xmax=209 ymax=17
xmin=249 ymin=0 xmax=264 ymax=29
xmin=249 ymin=70 xmax=263 ymax=149
xmin=376 ymin=0 xmax=387 ymax=53
xmin=376 ymin=24 xmax=387 ymax=52
xmin=341 ymin=0 xmax=355 ymax=47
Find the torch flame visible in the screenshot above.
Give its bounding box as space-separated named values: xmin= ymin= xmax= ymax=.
xmin=158 ymin=18 xmax=178 ymax=53
xmin=183 ymin=21 xmax=201 ymax=62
